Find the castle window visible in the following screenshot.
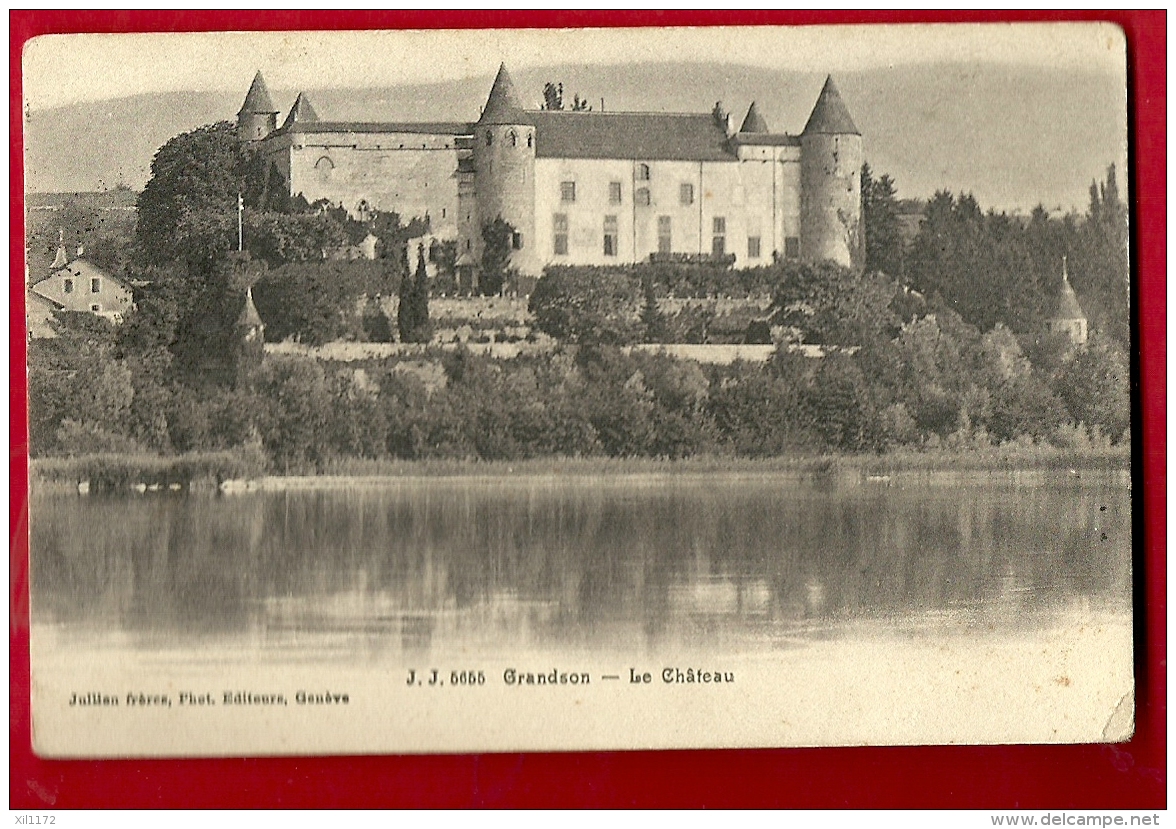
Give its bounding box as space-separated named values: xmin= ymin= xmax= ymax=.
xmin=658 ymin=216 xmax=672 ymax=254
xmin=315 ymin=155 xmax=334 ymax=183
xmin=637 ymin=163 xmax=650 ymax=181
xmin=527 ymin=133 xmax=533 ymax=148
xmin=609 ymin=181 xmax=622 ymax=205
xmin=560 ymin=181 xmax=576 ymax=203
xmin=486 ymin=131 xmax=493 ymax=146
xmin=679 ymin=183 xmax=694 ymax=205
xmin=636 ymin=188 xmax=651 ymax=207
xmin=512 ymin=232 xmax=523 ymax=250
xmin=63 ymin=278 xmax=73 ymax=294
xmin=91 ymin=277 xmax=101 ymax=293
xmin=747 ymin=236 xmax=761 ymax=259
xmin=603 ymin=215 xmax=618 ymax=257
xmin=784 ymin=236 xmax=800 ymax=259
xmin=712 ymin=217 xmax=726 ymax=257
xmin=509 ymin=130 xmax=517 ymax=147
xmin=91 ymin=304 xmax=101 ymax=312
xmin=553 ymin=214 xmax=569 ymax=255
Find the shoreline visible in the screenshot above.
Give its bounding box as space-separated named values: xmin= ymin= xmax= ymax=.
xmin=28 ymin=446 xmax=1132 ymax=493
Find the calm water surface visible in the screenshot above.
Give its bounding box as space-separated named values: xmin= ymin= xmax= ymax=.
xmin=30 ymin=471 xmax=1131 ymax=661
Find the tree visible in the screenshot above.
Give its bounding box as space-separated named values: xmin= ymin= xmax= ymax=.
xmin=396 ymin=244 xmax=432 ymax=343
xmin=542 ymin=82 xmax=592 ymax=112
xmin=136 ymin=121 xmax=261 ymax=268
xmin=542 ymin=82 xmax=564 ymax=111
xmin=529 ymin=267 xmax=643 ymax=345
xmin=771 ymin=260 xmax=898 ymax=347
xmin=480 ymin=218 xmax=515 ymax=296
xmin=861 ymin=163 xmax=904 ymax=277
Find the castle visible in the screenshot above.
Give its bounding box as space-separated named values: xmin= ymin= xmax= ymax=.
xmin=240 ymin=64 xmax=863 ymax=281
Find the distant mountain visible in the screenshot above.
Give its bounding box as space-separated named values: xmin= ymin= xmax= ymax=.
xmin=23 ymin=61 xmax=1126 ymax=213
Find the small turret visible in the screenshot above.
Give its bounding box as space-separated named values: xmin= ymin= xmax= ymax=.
xmin=739 ymin=101 xmax=769 ymax=134
xmin=50 ymin=229 xmax=68 ymax=269
xmin=237 ymin=71 xmax=279 ymax=142
xmin=800 ymin=75 xmax=863 ymax=268
xmin=1047 ymin=256 xmax=1088 ymax=345
xmin=234 ymin=285 xmax=266 ymax=384
xmin=472 ymin=64 xmax=537 ymax=277
xmin=281 ymin=92 xmax=319 ymax=130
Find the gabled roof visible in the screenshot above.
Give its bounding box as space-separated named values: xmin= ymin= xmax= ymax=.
xmin=237 ymin=286 xmax=264 ymax=328
xmin=802 ymin=75 xmax=860 ymax=136
xmin=281 ymin=92 xmax=319 ymax=129
xmin=529 ymin=110 xmax=736 ymax=162
xmin=740 ymin=102 xmax=769 ymax=133
xmin=478 ymin=63 xmax=527 ymax=125
xmin=239 ymin=71 xmax=278 ymax=116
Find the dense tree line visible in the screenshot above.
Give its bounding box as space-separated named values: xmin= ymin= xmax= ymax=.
xmin=26 ymin=117 xmax=1130 ymax=468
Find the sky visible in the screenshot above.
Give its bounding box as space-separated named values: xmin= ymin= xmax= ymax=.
xmin=23 ymin=23 xmax=1126 ymax=112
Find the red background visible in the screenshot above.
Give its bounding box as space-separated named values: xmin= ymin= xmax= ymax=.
xmin=9 ymin=10 xmax=1165 ymax=809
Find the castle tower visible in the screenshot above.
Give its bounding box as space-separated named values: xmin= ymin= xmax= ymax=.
xmin=237 ymin=71 xmax=279 ymax=142
xmin=800 ymin=76 xmax=863 ymax=269
xmin=1047 ymin=256 xmax=1088 ymax=346
xmin=472 ymin=63 xmax=537 ymax=279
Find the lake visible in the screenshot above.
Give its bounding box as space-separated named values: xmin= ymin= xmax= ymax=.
xmin=28 ymin=469 xmax=1135 ymax=754
xmin=31 ymin=469 xmax=1131 ymax=657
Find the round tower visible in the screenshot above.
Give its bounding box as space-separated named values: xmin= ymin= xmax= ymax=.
xmin=237 ymin=71 xmax=279 ymax=143
xmin=472 ymin=63 xmax=537 ymax=279
xmin=800 ymin=75 xmax=863 ymax=269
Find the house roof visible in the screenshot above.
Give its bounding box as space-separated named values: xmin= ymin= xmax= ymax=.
xmin=732 ymin=133 xmax=802 ymax=147
xmin=802 ymin=75 xmax=860 ymax=136
xmin=740 ymin=102 xmax=769 ymax=133
xmin=282 ymin=92 xmax=319 ymax=129
xmin=27 ymin=288 xmax=64 ymax=311
xmin=50 ymin=244 xmax=68 ymax=269
xmin=277 ymin=121 xmax=471 ymax=137
xmin=529 ymin=110 xmax=736 ymax=162
xmin=479 ymin=63 xmax=528 ymax=125
xmin=239 ymin=71 xmax=278 ymax=115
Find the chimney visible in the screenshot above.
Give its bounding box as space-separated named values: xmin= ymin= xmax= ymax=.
xmin=76 ymin=244 xmax=85 ymax=258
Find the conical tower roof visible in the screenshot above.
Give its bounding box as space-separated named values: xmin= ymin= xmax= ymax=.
xmin=238 ymin=71 xmax=278 ymax=116
xmin=802 ymin=75 xmax=859 ymax=136
xmin=478 ymin=63 xmax=527 ymax=125
xmin=237 ymin=286 xmax=264 ymax=328
xmin=1053 ymin=259 xmax=1085 ymax=320
xmin=282 ymin=92 xmax=319 ymax=129
xmin=739 ymin=101 xmax=769 ymax=133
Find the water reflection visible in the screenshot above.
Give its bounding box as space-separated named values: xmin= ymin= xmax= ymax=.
xmin=30 ymin=471 xmax=1131 ymax=657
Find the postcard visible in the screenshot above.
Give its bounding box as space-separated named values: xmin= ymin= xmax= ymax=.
xmin=22 ymin=23 xmax=1132 ymax=757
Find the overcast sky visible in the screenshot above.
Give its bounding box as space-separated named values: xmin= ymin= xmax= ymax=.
xmin=23 ymin=23 xmax=1126 ymax=111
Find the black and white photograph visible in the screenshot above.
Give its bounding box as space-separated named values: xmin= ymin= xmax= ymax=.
xmin=22 ymin=23 xmax=1133 ymax=757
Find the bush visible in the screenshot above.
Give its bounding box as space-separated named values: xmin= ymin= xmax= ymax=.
xmin=529 ymin=267 xmax=643 ymax=344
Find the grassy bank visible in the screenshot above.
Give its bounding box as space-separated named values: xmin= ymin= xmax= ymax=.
xmin=28 ymin=443 xmax=1131 ymax=492
xmin=30 ymin=447 xmax=269 ymax=492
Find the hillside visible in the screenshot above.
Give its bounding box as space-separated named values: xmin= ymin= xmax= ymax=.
xmin=23 ymin=61 xmax=1126 ymax=213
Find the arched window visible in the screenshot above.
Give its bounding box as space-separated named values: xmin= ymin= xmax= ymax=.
xmin=508 ymin=130 xmax=517 ymax=147
xmin=637 ymin=163 xmax=650 ymax=181
xmin=527 ymin=132 xmax=533 ymax=148
xmin=315 ymin=156 xmax=334 ymax=183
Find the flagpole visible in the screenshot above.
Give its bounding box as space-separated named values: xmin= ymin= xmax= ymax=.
xmin=237 ymin=193 xmax=244 ymax=252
